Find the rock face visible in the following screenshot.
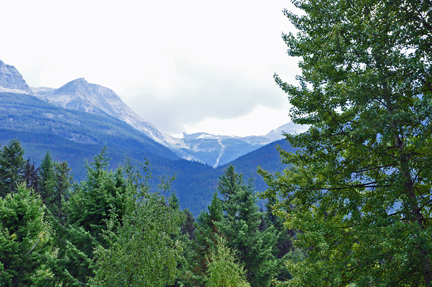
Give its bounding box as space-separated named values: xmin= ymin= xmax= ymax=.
xmin=31 ymin=78 xmax=175 ymax=147
xmin=0 ymin=59 xmax=307 ymax=167
xmin=0 ymin=60 xmax=33 ymax=95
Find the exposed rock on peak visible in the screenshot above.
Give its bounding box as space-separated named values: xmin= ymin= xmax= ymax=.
xmin=31 ymin=78 xmax=173 ymax=146
xmin=0 ymin=60 xmax=33 ymax=95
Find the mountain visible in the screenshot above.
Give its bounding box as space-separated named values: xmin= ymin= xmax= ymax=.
xmin=0 ymin=59 xmax=303 ymax=214
xmin=176 ymin=122 xmax=306 ymax=167
xmin=0 ymin=60 xmax=306 ymax=167
xmin=0 ymin=60 xmax=33 ymax=95
xmin=0 ymin=91 xmax=179 ymax=164
xmin=31 ymin=78 xmax=302 ymax=167
xmin=31 ymin=78 xmax=177 ymax=148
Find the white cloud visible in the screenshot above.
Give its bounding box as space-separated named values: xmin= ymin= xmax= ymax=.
xmin=0 ymin=0 xmax=301 ymax=136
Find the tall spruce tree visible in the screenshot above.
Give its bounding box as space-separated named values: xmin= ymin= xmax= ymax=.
xmin=0 ymin=139 xmax=25 ymax=197
xmin=187 ymin=192 xmax=224 ymax=286
xmin=39 ymin=151 xmax=56 ymax=206
xmin=219 ymin=166 xmax=279 ymax=287
xmin=260 ymin=0 xmax=432 ymax=285
xmin=22 ymin=159 xmax=40 ymax=193
xmin=60 ymin=147 xmax=130 ymax=283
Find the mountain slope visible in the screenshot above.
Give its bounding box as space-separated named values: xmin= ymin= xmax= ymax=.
xmin=0 ymin=60 xmax=33 ymax=95
xmin=0 ymin=59 xmax=304 ymax=167
xmin=0 ymin=92 xmax=179 ymax=161
xmin=178 ymin=121 xmax=306 ymax=167
xmin=31 ymin=78 xmax=176 ymax=147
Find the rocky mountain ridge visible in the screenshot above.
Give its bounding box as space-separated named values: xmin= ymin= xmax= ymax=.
xmin=0 ymin=60 xmax=305 ymax=167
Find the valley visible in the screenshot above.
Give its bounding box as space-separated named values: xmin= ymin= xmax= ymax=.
xmin=0 ymin=59 xmax=298 ymax=215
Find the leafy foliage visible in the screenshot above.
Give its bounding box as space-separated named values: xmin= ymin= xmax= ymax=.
xmin=261 ymin=0 xmax=432 ymax=286
xmin=206 ymin=236 xmax=250 ymax=287
xmin=91 ymin=169 xmax=184 ymax=287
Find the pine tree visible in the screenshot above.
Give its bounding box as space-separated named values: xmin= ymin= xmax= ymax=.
xmin=0 ymin=139 xmax=25 ymax=197
xmin=49 ymin=161 xmax=73 ymax=220
xmin=219 ymin=166 xmax=279 ymax=287
xmin=66 ymin=147 xmax=129 ymax=246
xmin=264 ymin=196 xmax=297 ymax=281
xmin=59 ymin=147 xmax=130 ymax=283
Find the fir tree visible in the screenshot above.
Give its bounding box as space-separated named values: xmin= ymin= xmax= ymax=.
xmin=39 ymin=150 xmax=55 ymax=205
xmin=90 ymin=161 xmax=184 ymax=287
xmin=51 ymin=161 xmax=73 ymax=220
xmin=22 ymin=159 xmax=41 ymax=194
xmin=219 ymin=165 xmax=279 ymax=287
xmin=187 ymin=192 xmax=224 ymax=286
xmin=0 ymin=139 xmax=25 ymax=197
xmin=0 ymin=183 xmax=54 ymax=286
xmin=60 ymin=147 xmax=130 ymax=283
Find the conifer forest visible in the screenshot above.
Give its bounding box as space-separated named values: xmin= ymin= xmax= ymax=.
xmin=2 ymin=0 xmax=432 ymax=286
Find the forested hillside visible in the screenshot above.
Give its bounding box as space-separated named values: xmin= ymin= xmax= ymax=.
xmin=0 ymin=91 xmax=294 ymax=215
xmin=0 ymin=139 xmax=299 ymax=286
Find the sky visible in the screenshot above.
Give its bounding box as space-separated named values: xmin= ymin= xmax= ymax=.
xmin=0 ymin=0 xmax=302 ymax=137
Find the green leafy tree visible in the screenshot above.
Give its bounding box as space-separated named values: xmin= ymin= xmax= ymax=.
xmin=206 ymin=236 xmax=250 ymax=287
xmin=260 ymin=0 xmax=432 ymax=286
xmin=0 ymin=183 xmax=54 ymax=286
xmin=265 ymin=196 xmax=297 ymax=281
xmin=219 ymin=166 xmax=279 ymax=287
xmin=0 ymin=139 xmax=25 ymax=197
xmin=90 ymin=162 xmax=184 ymax=287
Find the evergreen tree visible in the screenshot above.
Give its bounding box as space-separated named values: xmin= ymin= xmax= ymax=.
xmin=181 ymin=209 xmax=196 ymax=241
xmin=264 ymin=196 xmax=296 ymax=281
xmin=39 ymin=151 xmax=56 ymax=206
xmin=66 ymin=147 xmax=129 ymax=246
xmin=0 ymin=139 xmax=25 ymax=197
xmin=187 ymin=192 xmax=224 ymax=286
xmin=51 ymin=161 xmax=73 ymax=220
xmin=60 ymin=147 xmax=130 ymax=283
xmin=0 ymin=183 xmax=54 ymax=286
xmin=22 ymin=159 xmax=41 ymax=194
xmin=219 ymin=166 xmax=279 ymax=287
xmin=260 ymin=0 xmax=432 ymax=285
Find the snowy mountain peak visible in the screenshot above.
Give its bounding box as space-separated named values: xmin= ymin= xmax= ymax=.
xmin=31 ymin=78 xmax=173 ymax=146
xmin=0 ymin=60 xmax=33 ymax=95
xmin=0 ymin=59 xmax=307 ymax=168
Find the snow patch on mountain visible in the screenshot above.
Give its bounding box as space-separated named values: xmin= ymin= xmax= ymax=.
xmin=0 ymin=59 xmax=308 ymax=167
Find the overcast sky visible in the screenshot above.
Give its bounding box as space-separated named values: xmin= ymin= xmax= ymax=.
xmin=0 ymin=0 xmax=302 ymax=137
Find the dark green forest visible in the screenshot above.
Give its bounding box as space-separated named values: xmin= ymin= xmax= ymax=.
xmin=0 ymin=92 xmax=294 ymax=216
xmin=0 ymin=139 xmax=298 ymax=286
